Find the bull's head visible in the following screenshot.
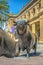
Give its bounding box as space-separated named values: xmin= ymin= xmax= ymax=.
xmin=13 ymin=20 xmax=29 ymax=35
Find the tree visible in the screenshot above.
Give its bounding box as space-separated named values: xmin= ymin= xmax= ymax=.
xmin=0 ymin=0 xmax=9 ymax=29
xmin=0 ymin=0 xmax=9 ymax=11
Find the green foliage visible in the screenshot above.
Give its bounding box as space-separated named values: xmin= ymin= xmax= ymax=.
xmin=0 ymin=0 xmax=9 ymax=21
xmin=0 ymin=0 xmax=8 ymax=9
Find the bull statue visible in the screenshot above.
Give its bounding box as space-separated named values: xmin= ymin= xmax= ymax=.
xmin=13 ymin=19 xmax=38 ymax=57
xmin=0 ymin=28 xmax=18 ymax=57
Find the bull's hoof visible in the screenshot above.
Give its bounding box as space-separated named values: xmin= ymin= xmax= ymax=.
xmin=27 ymin=54 xmax=30 ymax=58
xmin=15 ymin=52 xmax=19 ymax=57
xmin=34 ymin=52 xmax=36 ymax=55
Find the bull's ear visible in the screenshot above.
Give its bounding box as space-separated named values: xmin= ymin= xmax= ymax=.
xmin=13 ymin=21 xmax=17 ymax=26
xmin=26 ymin=20 xmax=29 ymax=25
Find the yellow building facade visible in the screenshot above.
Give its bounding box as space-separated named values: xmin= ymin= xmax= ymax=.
xmin=7 ymin=0 xmax=43 ymax=42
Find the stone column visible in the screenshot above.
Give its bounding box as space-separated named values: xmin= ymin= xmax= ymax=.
xmin=32 ymin=23 xmax=35 ymax=33
xmin=41 ymin=0 xmax=43 ymax=8
xmin=40 ymin=15 xmax=43 ymax=41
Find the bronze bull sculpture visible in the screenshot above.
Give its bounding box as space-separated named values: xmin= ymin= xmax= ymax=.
xmin=0 ymin=28 xmax=18 ymax=57
xmin=13 ymin=20 xmax=38 ymax=57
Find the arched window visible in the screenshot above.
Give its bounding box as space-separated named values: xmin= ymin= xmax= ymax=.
xmin=28 ymin=11 xmax=30 ymax=18
xmin=24 ymin=14 xmax=26 ymax=19
xmin=37 ymin=2 xmax=41 ymax=11
xmin=32 ymin=8 xmax=35 ymax=15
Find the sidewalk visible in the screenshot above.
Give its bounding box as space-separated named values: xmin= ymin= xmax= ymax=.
xmin=36 ymin=40 xmax=43 ymax=54
xmin=0 ymin=44 xmax=43 ymax=65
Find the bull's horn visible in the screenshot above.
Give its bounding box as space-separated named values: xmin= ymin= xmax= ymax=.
xmin=25 ymin=20 xmax=30 ymax=25
xmin=13 ymin=21 xmax=17 ymax=26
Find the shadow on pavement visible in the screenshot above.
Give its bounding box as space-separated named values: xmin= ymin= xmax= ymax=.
xmin=20 ymin=52 xmax=41 ymax=57
xmin=0 ymin=52 xmax=41 ymax=58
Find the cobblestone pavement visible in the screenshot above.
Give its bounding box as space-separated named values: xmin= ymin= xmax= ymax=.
xmin=0 ymin=44 xmax=43 ymax=65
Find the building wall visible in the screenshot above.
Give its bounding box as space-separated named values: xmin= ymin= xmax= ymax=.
xmin=40 ymin=15 xmax=43 ymax=41
xmin=8 ymin=0 xmax=43 ymax=42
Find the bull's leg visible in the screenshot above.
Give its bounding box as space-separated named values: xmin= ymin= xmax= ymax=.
xmin=15 ymin=44 xmax=21 ymax=56
xmin=16 ymin=47 xmax=21 ymax=56
xmin=34 ymin=33 xmax=37 ymax=54
xmin=26 ymin=48 xmax=30 ymax=58
xmin=34 ymin=37 xmax=37 ymax=54
xmin=32 ymin=44 xmax=37 ymax=54
xmin=33 ymin=42 xmax=37 ymax=54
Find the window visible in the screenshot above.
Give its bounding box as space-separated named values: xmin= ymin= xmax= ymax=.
xmin=24 ymin=14 xmax=26 ymax=19
xmin=37 ymin=2 xmax=41 ymax=11
xmin=28 ymin=11 xmax=30 ymax=18
xmin=32 ymin=8 xmax=35 ymax=15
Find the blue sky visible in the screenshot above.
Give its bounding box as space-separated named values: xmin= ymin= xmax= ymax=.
xmin=8 ymin=0 xmax=30 ymax=14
